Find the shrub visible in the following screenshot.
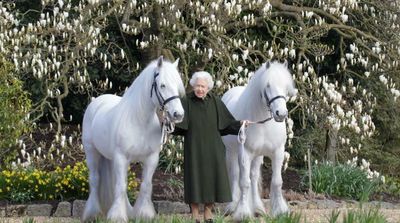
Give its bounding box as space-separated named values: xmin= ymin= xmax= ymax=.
xmin=0 ymin=161 xmax=139 ymax=203
xmin=15 ymin=124 xmax=85 ymax=170
xmin=159 ymin=136 xmax=184 ymax=174
xmin=0 ymin=56 xmax=32 ymax=166
xmin=378 ymin=176 xmax=400 ymax=197
xmin=302 ymin=162 xmax=381 ymax=201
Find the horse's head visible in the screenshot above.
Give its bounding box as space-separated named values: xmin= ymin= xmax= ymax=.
xmin=262 ymin=61 xmax=297 ymax=122
xmin=151 ymin=56 xmax=185 ymax=123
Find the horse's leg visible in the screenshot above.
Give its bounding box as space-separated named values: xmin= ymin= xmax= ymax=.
xmin=82 ymin=144 xmax=103 ymax=222
xmin=232 ymin=145 xmax=253 ymax=221
xmin=250 ymin=155 xmax=266 ymax=215
xmin=131 ymin=151 xmax=158 ymax=219
xmin=270 ymin=148 xmax=290 ymax=216
xmin=107 ymin=153 xmax=129 ymax=222
xmin=224 ymin=143 xmax=240 ymax=215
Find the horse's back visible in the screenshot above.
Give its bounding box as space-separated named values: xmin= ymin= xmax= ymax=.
xmin=221 ymin=87 xmax=245 ymax=150
xmin=222 ymin=86 xmax=245 ymax=114
xmin=82 ymin=94 xmax=121 ymax=141
xmin=83 ymin=94 xmax=121 ymax=122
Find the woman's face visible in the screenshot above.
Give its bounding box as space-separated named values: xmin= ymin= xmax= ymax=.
xmin=193 ymin=78 xmax=209 ymax=99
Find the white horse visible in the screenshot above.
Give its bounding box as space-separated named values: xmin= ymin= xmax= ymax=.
xmin=81 ymin=56 xmax=185 ymax=222
xmin=222 ymin=61 xmax=297 ymax=220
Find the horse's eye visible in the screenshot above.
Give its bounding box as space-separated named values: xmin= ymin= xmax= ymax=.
xmin=160 ymin=84 xmax=166 ymax=89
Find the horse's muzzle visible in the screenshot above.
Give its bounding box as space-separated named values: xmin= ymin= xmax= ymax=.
xmin=273 ymin=110 xmax=287 ymax=122
xmin=169 ymin=111 xmax=184 ymax=123
xmin=274 ymin=117 xmax=286 ymax=122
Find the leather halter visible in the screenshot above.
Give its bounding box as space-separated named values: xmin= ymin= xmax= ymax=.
xmin=150 ymin=71 xmax=180 ymax=144
xmin=150 ymin=72 xmax=180 ymax=110
xmin=263 ymin=90 xmax=286 ymax=107
xmin=256 ymin=90 xmax=286 ymax=123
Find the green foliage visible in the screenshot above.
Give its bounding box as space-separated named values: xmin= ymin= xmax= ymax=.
xmin=325 ymin=208 xmax=388 ymax=223
xmin=19 ymin=124 xmax=86 ymax=170
xmin=159 ymin=136 xmax=184 ymax=174
xmin=361 ymin=143 xmax=400 ymax=178
xmin=0 ymin=56 xmax=32 ymax=166
xmin=289 ymin=126 xmax=326 ymax=168
xmin=0 ymin=161 xmax=138 ymax=203
xmin=0 ymin=1 xmax=398 ymax=208
xmin=363 ymin=76 xmax=400 ymax=178
xmin=14 ymin=211 xmax=390 ymax=223
xmin=342 ymin=209 xmax=387 ymax=223
xmin=302 ymin=162 xmax=381 ymax=201
xmin=262 ymin=213 xmax=302 ymax=223
xmin=167 ymin=177 xmax=184 ymax=190
xmin=328 ymin=210 xmax=341 ymax=223
xmin=378 ymin=176 xmax=400 ymax=197
xmin=9 ymin=190 xmax=35 ymax=203
xmin=22 ymin=218 xmax=35 ymax=223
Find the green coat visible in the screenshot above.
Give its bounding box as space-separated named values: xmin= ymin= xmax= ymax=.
xmin=174 ymin=92 xmax=241 ymax=204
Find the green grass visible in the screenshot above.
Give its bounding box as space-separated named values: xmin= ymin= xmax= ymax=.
xmin=342 ymin=209 xmax=387 ymax=223
xmin=14 ymin=209 xmax=389 ymax=223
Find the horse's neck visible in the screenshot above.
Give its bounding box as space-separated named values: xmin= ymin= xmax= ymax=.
xmin=238 ymin=86 xmax=271 ymax=121
xmin=117 ymin=74 xmax=157 ymax=125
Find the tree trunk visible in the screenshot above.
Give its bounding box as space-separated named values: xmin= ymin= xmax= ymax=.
xmin=325 ymin=129 xmax=338 ymax=164
xmin=307 ymin=147 xmax=313 ymax=193
xmin=140 ymin=3 xmax=163 ymax=66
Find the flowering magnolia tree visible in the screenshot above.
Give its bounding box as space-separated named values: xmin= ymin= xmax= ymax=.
xmin=0 ymin=0 xmax=399 ymax=174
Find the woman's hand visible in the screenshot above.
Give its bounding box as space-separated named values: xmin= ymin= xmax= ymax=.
xmin=241 ymin=120 xmax=253 ymax=127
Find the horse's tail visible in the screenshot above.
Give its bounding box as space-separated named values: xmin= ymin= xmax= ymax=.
xmin=98 ymin=155 xmax=114 ymax=213
xmin=82 ymin=96 xmax=116 ymax=217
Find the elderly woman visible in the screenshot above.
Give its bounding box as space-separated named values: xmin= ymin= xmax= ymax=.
xmin=173 ymin=71 xmax=247 ymax=223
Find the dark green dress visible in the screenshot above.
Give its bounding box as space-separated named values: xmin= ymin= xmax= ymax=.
xmin=174 ymin=92 xmax=241 ymax=204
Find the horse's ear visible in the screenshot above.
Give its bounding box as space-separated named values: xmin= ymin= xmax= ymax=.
xmin=173 ymin=58 xmax=180 ymax=68
xmin=283 ymin=59 xmax=288 ymax=68
xmin=157 ymin=56 xmax=164 ymax=67
xmin=265 ymin=61 xmax=271 ymax=69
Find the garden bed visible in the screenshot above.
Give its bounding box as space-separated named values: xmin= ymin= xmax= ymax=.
xmin=132 ymin=163 xmax=400 ymax=204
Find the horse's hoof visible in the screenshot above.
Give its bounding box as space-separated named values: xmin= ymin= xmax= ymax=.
xmin=233 ymin=212 xmax=252 ymax=221
xmin=254 ymin=209 xmax=266 ymax=217
xmin=107 ymin=210 xmax=128 ymax=223
xmin=107 ymin=216 xmax=128 ymax=223
xmin=132 ymin=203 xmax=156 ymax=219
xmin=81 ymin=216 xmax=96 ymax=223
xmin=82 ymin=204 xmax=102 ymax=222
xmin=271 ymin=206 xmax=290 ymax=217
xmin=254 ymin=204 xmax=266 ymax=216
xmin=224 ymin=202 xmax=238 ymax=216
xmin=232 ymin=205 xmax=252 ymax=221
xmin=271 ymin=199 xmax=290 ymax=217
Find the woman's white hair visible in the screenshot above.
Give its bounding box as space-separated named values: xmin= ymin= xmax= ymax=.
xmin=189 ymin=71 xmax=214 ymax=90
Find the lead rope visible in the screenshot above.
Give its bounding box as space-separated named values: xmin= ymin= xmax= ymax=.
xmin=237 ymin=112 xmax=274 ymax=144
xmin=238 ymin=121 xmax=247 ymax=144
xmin=160 ymin=109 xmax=175 ymax=145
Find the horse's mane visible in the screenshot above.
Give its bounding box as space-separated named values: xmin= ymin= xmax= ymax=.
xmin=116 ymin=59 xmax=184 ymax=121
xmin=244 ymin=61 xmax=294 ymax=99
xmin=233 ymin=61 xmax=295 ymax=120
xmin=122 ymin=60 xmax=158 ymax=100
